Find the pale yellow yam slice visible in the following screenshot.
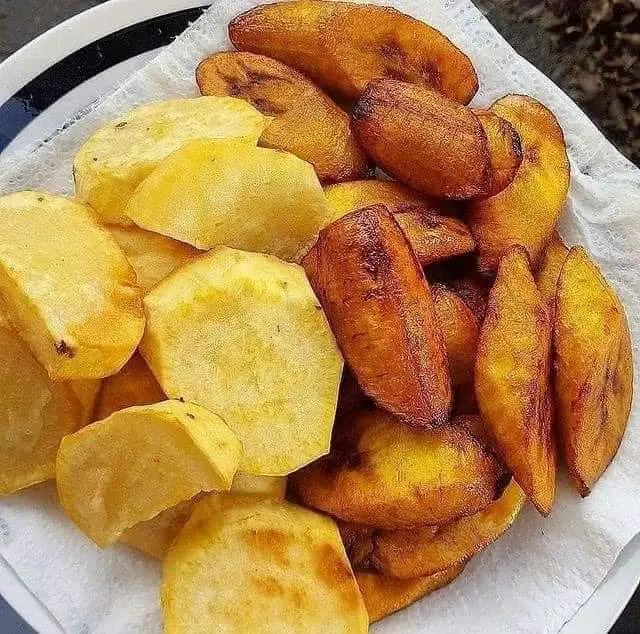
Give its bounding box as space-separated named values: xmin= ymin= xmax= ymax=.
xmin=106 ymin=225 xmax=199 ymax=293
xmin=162 ymin=496 xmax=368 ymax=633
xmin=0 ymin=313 xmax=97 ymax=494
xmin=120 ymin=475 xmax=285 ymax=559
xmin=74 ymin=97 xmax=267 ymax=223
xmin=141 ymin=247 xmax=343 ymax=475
xmin=0 ymin=192 xmax=144 ymax=380
xmin=125 ymin=138 xmax=331 ymax=261
xmin=93 ymin=353 xmax=166 ymax=421
xmin=56 ymin=400 xmax=241 ymax=547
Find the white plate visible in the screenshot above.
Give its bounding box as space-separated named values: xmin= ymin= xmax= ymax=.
xmin=0 ymin=1 xmax=637 ymax=632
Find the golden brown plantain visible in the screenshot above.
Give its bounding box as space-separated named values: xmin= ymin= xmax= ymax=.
xmin=372 ymin=479 xmax=525 ymax=578
xmin=196 ymin=51 xmax=368 ymax=183
xmin=475 ymin=246 xmax=556 ymax=515
xmin=468 ymin=95 xmax=570 ymax=274
xmin=536 ymin=233 xmax=569 ymax=305
xmin=229 ymin=1 xmax=478 ymax=104
xmin=474 ymin=109 xmax=523 ymax=197
xmin=290 ymin=407 xmax=507 ymax=529
xmin=302 ymin=204 xmax=451 ymax=428
xmin=432 ymin=284 xmax=479 ymax=386
xmin=352 ymin=79 xmax=491 ymax=200
xmin=356 ymin=564 xmax=465 ymax=623
xmin=554 ymin=247 xmax=633 ymax=496
xmin=325 ymin=180 xmax=472 ymax=265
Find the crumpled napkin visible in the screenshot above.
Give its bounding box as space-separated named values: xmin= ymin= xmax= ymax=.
xmin=0 ymin=1 xmax=639 ymax=633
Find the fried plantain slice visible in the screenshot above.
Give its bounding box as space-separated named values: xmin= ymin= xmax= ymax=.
xmin=356 ymin=564 xmax=465 ymax=623
xmin=554 ymin=247 xmax=633 ymax=496
xmin=196 ymin=51 xmax=368 ymax=183
xmin=474 ymin=109 xmax=523 ymax=197
xmin=352 ymin=79 xmax=491 ymax=200
xmin=432 ymin=284 xmax=480 ymax=386
xmin=468 ymin=95 xmax=570 ymax=274
xmin=475 ymin=246 xmax=556 ymax=515
xmin=229 ymin=1 xmax=478 ymax=103
xmin=373 ymin=479 xmax=525 ymax=578
xmin=303 ymin=204 xmax=451 ymax=428
xmin=290 ymin=407 xmax=507 ymax=529
xmin=536 ymin=233 xmax=569 ymax=306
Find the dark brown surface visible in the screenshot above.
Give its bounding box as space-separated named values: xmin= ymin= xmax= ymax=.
xmin=0 ymin=0 xmax=638 ymax=632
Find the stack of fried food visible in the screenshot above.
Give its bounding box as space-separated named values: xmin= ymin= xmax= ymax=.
xmin=0 ymin=2 xmax=632 ymax=632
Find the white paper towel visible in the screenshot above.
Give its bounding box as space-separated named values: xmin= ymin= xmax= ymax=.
xmin=0 ymin=1 xmax=639 ymax=633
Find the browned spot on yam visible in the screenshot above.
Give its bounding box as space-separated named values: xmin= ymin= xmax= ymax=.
xmin=243 ymin=528 xmax=291 ymax=566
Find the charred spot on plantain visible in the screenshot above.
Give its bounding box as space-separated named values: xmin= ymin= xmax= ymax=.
xmin=55 ymin=340 xmax=75 ymax=358
xmin=352 ymin=91 xmax=376 ymax=122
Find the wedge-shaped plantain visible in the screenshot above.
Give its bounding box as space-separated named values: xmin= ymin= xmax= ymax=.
xmin=0 ymin=192 xmax=144 ymax=380
xmin=106 ymin=225 xmax=199 ymax=294
xmin=57 ymin=400 xmax=241 ymax=547
xmin=125 ymin=138 xmax=331 ymax=261
xmin=93 ymin=353 xmax=166 ymax=420
xmin=373 ymin=480 xmax=525 ymax=578
xmin=352 ymin=79 xmax=491 ymax=199
xmin=474 ymin=109 xmax=523 ymax=197
xmin=0 ymin=313 xmax=98 ymax=495
xmin=291 ymin=407 xmax=506 ymax=529
xmin=554 ymin=247 xmax=633 ymax=496
xmin=475 ymin=247 xmax=556 ymax=515
xmin=229 ymin=1 xmax=478 ymax=104
xmin=303 ymin=205 xmax=451 ymax=427
xmin=536 ymin=233 xmax=569 ymax=305
xmin=74 ymin=97 xmax=267 ymax=224
xmin=356 ymin=564 xmax=465 ymax=623
xmin=121 ymin=474 xmax=286 ymax=559
xmin=196 ymin=51 xmax=368 ymax=183
xmin=141 ymin=247 xmax=343 ymax=476
xmin=325 ymin=180 xmax=472 ymax=265
xmin=162 ymin=495 xmax=368 ymax=633
xmin=325 ymin=179 xmax=444 ymax=215
xmin=468 ymin=95 xmax=570 ymax=274
xmin=432 ymin=284 xmax=479 ymax=386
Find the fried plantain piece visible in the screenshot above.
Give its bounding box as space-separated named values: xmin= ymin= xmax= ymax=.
xmin=229 ymin=1 xmax=478 ymax=104
xmin=356 ymin=564 xmax=465 ymax=623
xmin=290 ymin=407 xmax=507 ymax=529
xmin=475 ymin=246 xmax=556 ymax=515
xmin=474 ymin=109 xmax=523 ymax=197
xmin=432 ymin=284 xmax=479 ymax=386
xmin=196 ymin=51 xmax=368 ymax=183
xmin=373 ymin=479 xmax=525 ymax=578
xmin=536 ymin=233 xmax=569 ymax=306
xmin=468 ymin=95 xmax=570 ymax=274
xmin=554 ymin=247 xmax=633 ymax=496
xmin=325 ymin=180 xmax=472 ymax=265
xmin=302 ymin=205 xmax=451 ymax=428
xmin=352 ymin=79 xmax=491 ymax=200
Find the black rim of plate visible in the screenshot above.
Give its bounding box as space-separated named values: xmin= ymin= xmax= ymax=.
xmin=0 ymin=5 xmax=210 ymax=153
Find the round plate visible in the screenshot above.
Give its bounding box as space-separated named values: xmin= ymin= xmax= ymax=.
xmin=0 ymin=1 xmax=638 ymax=633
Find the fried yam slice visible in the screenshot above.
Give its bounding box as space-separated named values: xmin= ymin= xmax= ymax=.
xmin=554 ymin=247 xmax=633 ymax=496
xmin=475 ymin=246 xmax=556 ymax=515
xmin=162 ymin=496 xmax=368 ymax=633
xmin=93 ymin=353 xmax=166 ymax=421
xmin=290 ymin=407 xmax=507 ymax=529
xmin=356 ymin=564 xmax=465 ymax=623
xmin=229 ymin=1 xmax=478 ymax=103
xmin=196 ymin=51 xmax=368 ymax=183
xmin=373 ymin=480 xmax=525 ymax=578
xmin=303 ymin=204 xmax=451 ymax=428
xmin=352 ymin=79 xmax=491 ymax=200
xmin=468 ymin=95 xmax=570 ymax=274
